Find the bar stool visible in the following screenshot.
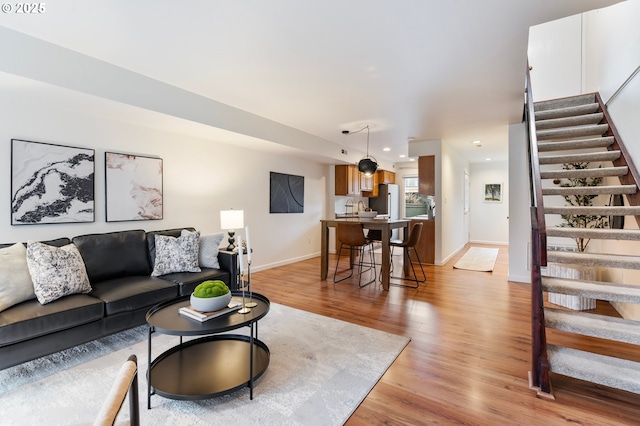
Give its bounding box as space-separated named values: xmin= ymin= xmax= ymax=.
xmin=390 ymin=222 xmax=426 ymax=288
xmin=333 ymin=222 xmax=377 ymax=287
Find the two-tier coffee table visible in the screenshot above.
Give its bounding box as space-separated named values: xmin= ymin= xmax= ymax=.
xmin=145 ymin=291 xmax=270 ymax=408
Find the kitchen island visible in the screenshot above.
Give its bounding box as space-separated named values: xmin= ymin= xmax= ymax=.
xmin=406 ymin=215 xmax=435 ymax=265
xmin=320 ymin=218 xmax=410 ymax=290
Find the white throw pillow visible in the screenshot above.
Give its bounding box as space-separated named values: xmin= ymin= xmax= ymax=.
xmin=26 ymin=242 xmax=92 ymax=305
xmin=0 ymin=243 xmax=35 ymax=312
xmin=196 ymin=232 xmax=224 ymax=269
xmin=151 ymin=231 xmax=201 ymax=276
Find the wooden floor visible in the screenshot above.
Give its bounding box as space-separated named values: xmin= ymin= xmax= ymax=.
xmin=251 ymin=244 xmax=640 ymax=425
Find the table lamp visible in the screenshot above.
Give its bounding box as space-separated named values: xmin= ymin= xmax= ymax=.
xmin=220 ymin=209 xmax=244 ymax=251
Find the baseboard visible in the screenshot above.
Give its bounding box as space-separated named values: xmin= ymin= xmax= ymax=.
xmin=441 ymin=243 xmax=467 ymax=265
xmin=251 ymin=253 xmax=320 ymax=273
xmin=469 ymin=239 xmax=509 ymax=246
xmin=508 ymin=274 xmax=531 ymax=284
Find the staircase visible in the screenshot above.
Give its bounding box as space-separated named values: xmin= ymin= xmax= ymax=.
xmin=527 ymin=91 xmax=640 ymax=398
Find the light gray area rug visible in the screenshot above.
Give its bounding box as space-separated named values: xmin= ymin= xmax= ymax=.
xmin=453 ymin=247 xmax=499 ymax=272
xmin=0 ymin=303 xmax=410 ymax=425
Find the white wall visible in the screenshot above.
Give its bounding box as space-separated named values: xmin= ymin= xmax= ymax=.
xmin=440 ymin=142 xmax=469 ymax=264
xmin=0 ymin=89 xmax=327 ymax=272
xmin=528 ymin=14 xmax=583 ymax=101
xmin=582 ymin=1 xmax=640 ymax=319
xmin=508 ymin=123 xmax=531 ymax=283
xmin=469 ymin=161 xmax=509 ymax=245
xmin=583 ymin=1 xmax=640 ymax=166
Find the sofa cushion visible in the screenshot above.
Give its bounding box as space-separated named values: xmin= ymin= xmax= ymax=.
xmin=197 ymin=232 xmax=225 ymax=269
xmin=0 ymin=237 xmax=72 ymax=250
xmin=0 ymin=243 xmax=35 ymax=313
xmin=146 ymin=227 xmax=195 ymax=267
xmin=160 ymin=267 xmax=231 ymax=296
xmin=26 ymin=242 xmax=92 ymax=304
xmin=73 ymin=230 xmax=151 ymax=283
xmin=89 ymin=276 xmax=178 ymax=316
xmin=0 ymin=294 xmax=104 ymax=347
xmin=150 ymin=230 xmax=201 ymax=276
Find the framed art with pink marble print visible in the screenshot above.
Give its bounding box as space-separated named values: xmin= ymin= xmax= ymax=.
xmin=11 ymin=139 xmax=95 ymax=225
xmin=105 ymin=152 xmax=163 ymax=222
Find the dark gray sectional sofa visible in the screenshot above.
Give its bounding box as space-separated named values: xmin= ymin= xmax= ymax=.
xmin=0 ymin=227 xmax=237 ymax=370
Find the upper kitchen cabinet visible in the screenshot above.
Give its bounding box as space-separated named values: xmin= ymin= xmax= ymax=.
xmin=335 ymin=164 xmax=360 ymax=196
xmin=377 ymin=170 xmax=396 ymax=184
xmin=419 ymin=156 xmax=435 ymax=196
xmin=360 ymin=171 xmax=378 ymax=197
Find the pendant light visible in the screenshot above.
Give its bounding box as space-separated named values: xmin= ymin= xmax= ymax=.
xmin=343 ymin=125 xmax=378 ymax=176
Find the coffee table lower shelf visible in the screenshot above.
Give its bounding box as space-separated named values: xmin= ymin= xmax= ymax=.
xmin=149 ymin=334 xmax=270 ymax=401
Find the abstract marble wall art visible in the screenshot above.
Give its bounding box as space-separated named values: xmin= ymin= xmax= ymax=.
xmin=11 ymin=139 xmax=95 ymax=225
xmin=105 ymin=152 xmax=163 ymax=222
xmin=270 ymin=171 xmax=304 ymax=213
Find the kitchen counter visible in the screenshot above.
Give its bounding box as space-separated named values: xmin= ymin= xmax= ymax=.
xmin=405 ymin=216 xmax=435 ymax=264
xmin=409 ymin=214 xmax=435 ymax=220
xmin=335 ymin=213 xmax=358 ymax=218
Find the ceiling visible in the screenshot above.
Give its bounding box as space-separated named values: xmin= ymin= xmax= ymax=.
xmin=0 ymin=0 xmax=623 ymax=166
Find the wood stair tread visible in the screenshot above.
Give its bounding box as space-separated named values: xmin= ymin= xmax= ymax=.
xmin=544 ymin=205 xmax=640 ymax=216
xmin=537 ymin=136 xmax=615 ymax=152
xmin=540 ymin=166 xmax=628 ymax=179
xmin=534 ymin=103 xmax=600 ymax=121
xmin=534 ymin=94 xmax=596 ymax=112
xmin=548 ymin=345 xmax=640 ymax=395
xmin=536 ymin=124 xmax=609 ymax=141
xmin=547 ymin=251 xmax=640 ymax=270
xmin=536 ymin=113 xmax=604 ymax=130
xmin=538 ymin=150 xmax=620 ymax=164
xmin=542 ymin=275 xmax=640 ymax=303
xmin=546 ymin=227 xmax=640 ymax=241
xmin=542 ymin=185 xmax=636 ymax=196
xmin=545 ymin=308 xmax=640 ymax=345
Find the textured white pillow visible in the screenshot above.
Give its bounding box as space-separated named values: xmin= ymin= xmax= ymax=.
xmin=196 ymin=232 xmax=224 ymax=269
xmin=26 ymin=242 xmax=92 ymax=305
xmin=151 ymin=231 xmax=201 ymax=276
xmin=0 ymin=243 xmax=35 ymax=312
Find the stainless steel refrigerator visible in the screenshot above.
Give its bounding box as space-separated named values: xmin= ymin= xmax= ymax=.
xmin=369 ymin=184 xmax=400 ymax=239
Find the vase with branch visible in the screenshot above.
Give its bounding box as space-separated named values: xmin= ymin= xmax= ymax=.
xmin=557 ymin=162 xmax=608 ymax=252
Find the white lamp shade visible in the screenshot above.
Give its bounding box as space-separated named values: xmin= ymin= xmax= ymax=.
xmin=220 ymin=209 xmax=244 ymax=230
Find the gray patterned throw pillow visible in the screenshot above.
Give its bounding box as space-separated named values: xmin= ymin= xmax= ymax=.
xmin=26 ymin=242 xmax=92 ymax=305
xmin=151 ymin=231 xmax=201 ymax=276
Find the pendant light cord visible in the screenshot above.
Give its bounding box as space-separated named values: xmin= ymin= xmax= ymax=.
xmin=349 ymin=125 xmax=370 ymax=156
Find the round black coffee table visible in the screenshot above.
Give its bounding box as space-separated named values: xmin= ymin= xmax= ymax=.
xmin=145 ymin=292 xmax=270 ymax=408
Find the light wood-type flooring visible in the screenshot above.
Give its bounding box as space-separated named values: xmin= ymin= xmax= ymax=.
xmin=251 ymin=244 xmax=640 ymax=425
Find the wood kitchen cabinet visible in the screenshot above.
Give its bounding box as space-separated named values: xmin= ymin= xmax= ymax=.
xmin=410 ymin=218 xmax=435 ymax=264
xmin=360 ymin=171 xmax=378 ymax=197
xmin=377 ymin=170 xmax=396 ymax=184
xmin=335 ymin=164 xmax=360 ymax=196
xmin=419 ymin=156 xmax=435 ymax=196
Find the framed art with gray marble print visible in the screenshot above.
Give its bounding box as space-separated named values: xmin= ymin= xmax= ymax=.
xmin=105 ymin=152 xmax=163 ymax=222
xmin=11 ymin=139 xmax=95 ymax=225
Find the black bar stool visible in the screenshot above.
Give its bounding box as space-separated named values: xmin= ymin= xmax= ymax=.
xmin=333 ymin=222 xmax=377 ymax=287
xmin=390 ymin=222 xmax=426 ymax=288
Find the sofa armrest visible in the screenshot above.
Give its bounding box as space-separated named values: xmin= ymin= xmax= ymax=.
xmin=218 ymin=250 xmax=238 ymax=281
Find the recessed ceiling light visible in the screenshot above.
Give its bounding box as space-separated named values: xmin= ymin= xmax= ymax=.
xmin=383 ymin=147 xmax=391 ymax=152
xmin=472 ymin=140 xmax=481 ymax=145
xmin=399 ymin=154 xmax=406 ymax=158
xmin=485 ymin=158 xmax=492 ymax=161
xmin=409 ymin=158 xmax=416 ymax=162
